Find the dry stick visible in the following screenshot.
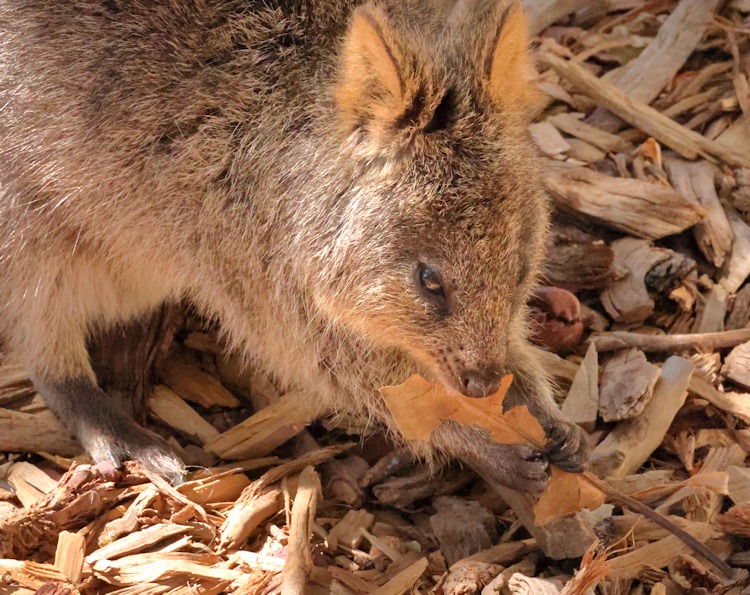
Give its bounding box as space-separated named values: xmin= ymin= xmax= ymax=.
xmin=538 ymin=52 xmax=750 ymax=169
xmin=281 ymin=466 xmax=321 ymax=595
xmin=584 ymin=472 xmax=735 ymax=579
xmin=591 ymin=328 xmax=750 ymax=353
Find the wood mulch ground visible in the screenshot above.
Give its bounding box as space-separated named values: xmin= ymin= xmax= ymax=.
xmin=2 ymin=0 xmax=750 ymax=593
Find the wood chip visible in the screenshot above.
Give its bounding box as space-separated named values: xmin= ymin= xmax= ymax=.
xmin=548 ymin=112 xmax=630 ymax=153
xmin=206 ymin=391 xmax=322 ymax=460
xmin=369 ymin=556 xmax=428 ymax=595
xmin=429 ymin=496 xmax=496 ymax=566
xmin=719 ymin=208 xmax=750 ymax=293
xmin=692 ymin=284 xmax=728 ymax=334
xmin=530 ymin=121 xmax=572 ymax=156
xmin=592 ymin=328 xmax=750 ymax=353
xmin=722 ymin=341 xmax=750 ymax=390
xmin=664 ymin=156 xmax=733 ymax=267
xmin=177 ymin=471 xmax=251 ymax=506
xmin=507 ymin=573 xmax=561 ymax=594
xmin=561 ymin=341 xmax=599 ymax=432
xmin=91 ymin=552 xmax=238 ymax=587
xmin=148 ymin=384 xmax=220 ymax=445
xmin=544 ymin=223 xmax=615 ymax=291
xmin=540 ymin=52 xmax=750 ymax=167
xmin=591 ymin=356 xmax=694 ymax=478
xmin=0 ymin=408 xmax=80 ymax=457
xmin=600 ymin=238 xmax=672 ymax=324
xmin=159 ymin=354 xmax=239 ymax=409
xmin=564 ymin=137 xmax=607 ymax=163
xmin=688 ymin=376 xmax=750 ymax=424
xmin=727 ymin=466 xmax=750 ymax=505
xmin=455 ymin=539 xmax=537 ymax=569
xmin=726 ymin=284 xmax=750 ymax=330
xmin=545 ymin=161 xmax=705 ymax=240
xmin=326 ymin=509 xmax=374 ymax=552
xmin=587 ymin=0 xmax=724 ymax=130
xmin=86 ymin=524 xmax=193 ymax=563
xmin=53 ymin=530 xmax=85 ymax=585
xmin=606 ymin=522 xmax=720 ymax=579
xmin=599 ymin=349 xmax=661 ymax=422
xmin=7 ymin=462 xmax=58 ymax=507
xmin=219 ymin=445 xmax=346 ymax=551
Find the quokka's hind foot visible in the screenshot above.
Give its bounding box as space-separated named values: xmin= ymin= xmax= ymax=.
xmin=84 ymin=421 xmax=186 ymax=485
xmin=34 ymin=376 xmax=186 ymax=485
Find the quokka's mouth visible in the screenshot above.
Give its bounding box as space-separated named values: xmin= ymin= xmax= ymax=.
xmin=401 ymin=346 xmax=488 ymax=398
xmin=429 ymin=362 xmax=506 ymax=399
xmin=404 ymin=356 xmax=462 ymax=396
xmin=439 ymin=376 xmax=471 ymax=397
xmin=423 ymin=366 xmax=469 ymax=398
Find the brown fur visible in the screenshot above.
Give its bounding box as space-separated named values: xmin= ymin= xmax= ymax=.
xmin=0 ymin=0 xmax=588 ymax=490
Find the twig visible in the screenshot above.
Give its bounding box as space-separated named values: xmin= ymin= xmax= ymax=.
xmin=591 ymin=329 xmax=750 ymax=353
xmin=538 ymin=52 xmax=750 ymax=168
xmin=584 ymin=472 xmax=736 ymax=579
xmin=281 ymin=466 xmax=321 ymax=595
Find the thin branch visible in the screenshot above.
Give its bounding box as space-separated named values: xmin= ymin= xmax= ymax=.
xmin=584 ymin=472 xmax=736 ymax=579
xmin=591 ymin=329 xmax=750 ymax=353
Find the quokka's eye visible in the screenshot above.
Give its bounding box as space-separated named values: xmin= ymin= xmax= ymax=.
xmin=417 ymin=263 xmax=446 ymax=299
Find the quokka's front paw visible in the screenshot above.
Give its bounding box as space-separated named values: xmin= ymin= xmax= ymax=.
xmin=474 ymin=441 xmax=550 ymax=494
xmin=543 ymin=418 xmax=590 ymax=473
xmin=83 ymin=420 xmax=186 ymax=485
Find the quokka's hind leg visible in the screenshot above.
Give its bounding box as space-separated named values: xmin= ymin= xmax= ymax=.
xmin=32 ymin=376 xmax=185 ymax=484
xmin=8 ymin=259 xmax=185 ymax=484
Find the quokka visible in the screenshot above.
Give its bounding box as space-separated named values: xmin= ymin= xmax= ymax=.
xmin=0 ymin=0 xmax=588 ymax=489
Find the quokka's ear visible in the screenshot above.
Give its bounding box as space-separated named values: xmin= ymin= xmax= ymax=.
xmin=336 ymin=3 xmax=440 ymax=142
xmin=475 ymin=1 xmax=540 ymax=117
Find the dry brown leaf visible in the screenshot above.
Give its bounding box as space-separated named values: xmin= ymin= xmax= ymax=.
xmin=379 ymin=375 xmax=604 ymax=525
xmin=380 ymin=375 xmax=527 ymax=444
xmin=534 ymin=468 xmax=605 ymax=526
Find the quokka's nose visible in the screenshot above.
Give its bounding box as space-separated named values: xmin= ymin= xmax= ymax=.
xmin=460 ymin=371 xmax=502 ymax=398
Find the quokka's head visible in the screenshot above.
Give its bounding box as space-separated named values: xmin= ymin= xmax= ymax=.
xmin=313 ymin=0 xmax=548 ymax=398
